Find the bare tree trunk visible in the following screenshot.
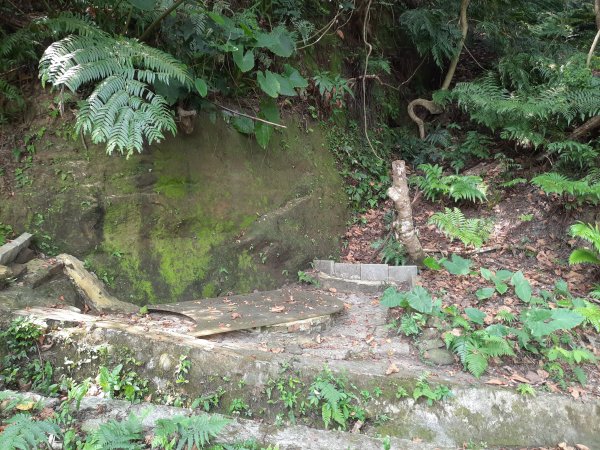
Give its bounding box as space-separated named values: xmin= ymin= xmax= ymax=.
xmin=587 ymin=0 xmax=600 ymax=67
xmin=407 ymin=0 xmax=470 ymax=139
xmin=388 ymin=160 xmax=426 ymax=265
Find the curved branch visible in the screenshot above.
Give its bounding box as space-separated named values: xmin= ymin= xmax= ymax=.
xmin=140 ymin=0 xmax=186 ymax=42
xmin=407 ymin=99 xmax=443 ymax=139
xmin=586 ymin=0 xmax=600 ymax=67
xmin=407 ymin=0 xmax=470 ymax=139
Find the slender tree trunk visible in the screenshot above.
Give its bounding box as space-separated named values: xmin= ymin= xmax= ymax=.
xmin=139 ymin=0 xmax=187 ymax=42
xmin=587 ymin=0 xmax=600 ymax=67
xmin=388 ymin=160 xmax=426 ymax=265
xmin=407 ymin=0 xmax=470 ymax=139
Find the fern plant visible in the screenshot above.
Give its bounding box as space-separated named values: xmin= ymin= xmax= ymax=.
xmin=569 ymin=222 xmax=600 ymax=265
xmin=39 ymin=30 xmax=197 ymax=156
xmin=428 ymin=207 xmax=493 ymax=248
xmin=0 ymin=414 xmax=61 ymax=450
xmin=531 ymin=173 xmax=600 ymax=206
xmin=151 ymin=414 xmax=230 ymax=450
xmin=444 ymin=330 xmax=514 ymax=377
xmin=82 ymin=412 xmax=144 ymax=450
xmin=410 ymin=164 xmax=487 ymax=203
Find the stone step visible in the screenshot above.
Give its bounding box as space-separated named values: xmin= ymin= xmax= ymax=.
xmin=314 ymin=259 xmax=418 ymax=292
xmin=1 ymin=391 xmax=438 ymax=450
xmin=15 ymin=309 xmax=599 ymax=449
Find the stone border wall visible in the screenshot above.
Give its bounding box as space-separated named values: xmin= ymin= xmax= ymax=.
xmin=313 ymin=260 xmax=417 ymax=284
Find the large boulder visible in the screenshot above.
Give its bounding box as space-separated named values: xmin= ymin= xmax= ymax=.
xmin=0 ymin=114 xmax=348 ymax=304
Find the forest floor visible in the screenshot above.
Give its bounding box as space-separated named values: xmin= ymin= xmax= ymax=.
xmin=339 ymin=158 xmax=600 ymax=400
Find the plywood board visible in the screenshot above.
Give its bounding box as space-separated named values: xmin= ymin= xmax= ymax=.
xmin=148 ymin=288 xmax=344 ymax=337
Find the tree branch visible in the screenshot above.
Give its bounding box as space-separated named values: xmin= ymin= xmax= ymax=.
xmin=139 ymin=0 xmax=187 ymax=42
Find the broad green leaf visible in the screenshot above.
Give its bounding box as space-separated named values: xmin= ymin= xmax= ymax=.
xmin=549 ymin=309 xmax=584 ymax=330
xmin=495 ymin=270 xmax=513 ymax=282
xmin=423 ymin=256 xmax=442 ymax=270
xmin=465 ymin=307 xmax=486 ymax=325
xmin=405 ymin=286 xmax=433 ymax=313
xmin=274 ymin=73 xmax=297 ymax=96
xmin=283 ymin=64 xmax=308 ymax=88
xmin=442 ymin=254 xmax=472 ymax=275
xmin=208 ymin=12 xmax=226 ymax=25
xmin=254 ymin=122 xmax=272 ymax=149
xmin=257 ymin=70 xmax=280 ymax=98
xmin=494 ymin=282 xmax=509 ymax=295
xmin=480 ymin=267 xmax=493 ymax=281
xmin=232 ymin=47 xmax=255 ymax=72
xmin=475 ymin=287 xmax=495 ymax=301
xmin=511 ymin=271 xmax=531 ymax=302
xmin=194 ymin=78 xmax=208 ymax=97
xmin=128 ymin=0 xmax=156 ymax=10
xmin=256 ymin=27 xmax=295 ymax=57
xmin=259 ymin=98 xmax=280 ymax=123
xmin=231 ymin=116 xmax=254 ymax=134
xmin=380 ymin=287 xmax=407 ymax=308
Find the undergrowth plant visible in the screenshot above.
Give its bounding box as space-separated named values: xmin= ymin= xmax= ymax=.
xmin=568 ymin=221 xmax=600 ymax=297
xmin=410 ymin=164 xmax=487 ymax=203
xmin=381 ymin=257 xmax=600 ymax=380
xmin=428 ymin=207 xmax=493 ymax=248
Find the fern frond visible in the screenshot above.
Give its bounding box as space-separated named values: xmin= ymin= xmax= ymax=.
xmin=152 ymin=414 xmax=230 ymax=450
xmin=83 ymin=412 xmax=143 ymax=450
xmin=0 ymin=414 xmax=61 ymax=450
xmin=40 ymin=32 xmax=190 ymax=155
xmin=429 ymin=208 xmax=492 ymax=248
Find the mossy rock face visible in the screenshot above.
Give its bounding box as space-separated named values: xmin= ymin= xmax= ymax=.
xmin=0 ymin=114 xmax=347 ymax=304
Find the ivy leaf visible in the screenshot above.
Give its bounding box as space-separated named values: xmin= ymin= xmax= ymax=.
xmin=405 ymin=286 xmax=433 ymax=313
xmin=475 ymin=287 xmax=495 ymax=301
xmin=423 ymin=256 xmax=442 ymax=270
xmin=232 ymin=47 xmax=254 ymax=72
xmin=442 ymin=254 xmax=472 ymax=275
xmin=257 ymin=71 xmax=280 ymax=98
xmin=465 ymin=307 xmax=486 ymax=325
xmin=380 ymin=287 xmax=407 ymax=308
xmin=254 ymin=123 xmax=271 ymax=148
xmin=194 ymin=78 xmax=208 ymax=97
xmin=511 ymin=271 xmax=531 ymax=303
xmin=495 ymin=282 xmax=509 ymax=295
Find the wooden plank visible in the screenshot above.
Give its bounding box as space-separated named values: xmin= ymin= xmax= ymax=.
xmin=147 ymin=288 xmax=344 ymax=337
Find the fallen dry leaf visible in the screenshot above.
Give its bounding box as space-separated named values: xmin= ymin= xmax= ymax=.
xmin=485 ymin=378 xmax=507 ymax=386
xmin=385 ymin=363 xmax=399 ymax=375
xmin=231 ymin=312 xmax=242 ymax=320
xmin=270 ymin=305 xmax=285 ymax=313
xmin=510 ymin=373 xmax=530 ymax=383
xmin=575 ymin=444 xmax=590 ymax=450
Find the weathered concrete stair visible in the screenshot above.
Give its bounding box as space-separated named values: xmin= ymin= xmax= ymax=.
xmin=314 ymin=259 xmax=418 ymax=293
xmin=12 ymin=308 xmax=599 ymax=449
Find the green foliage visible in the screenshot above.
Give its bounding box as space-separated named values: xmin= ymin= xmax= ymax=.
xmin=445 ymin=329 xmax=514 ymax=377
xmin=307 ymin=369 xmax=365 ymax=430
xmin=410 ymin=164 xmax=487 ymax=203
xmin=39 ymin=32 xmax=192 ymax=156
xmin=82 ymin=412 xmax=144 ymax=450
xmin=0 ymin=414 xmax=60 ymax=450
xmin=298 ymin=271 xmax=319 ymax=286
xmin=399 ymin=7 xmax=462 ymax=69
xmin=568 ymin=222 xmax=600 ymax=266
xmin=441 ymin=254 xmax=472 ymax=276
xmin=428 ymin=208 xmax=493 ymax=248
xmin=399 ymin=312 xmax=427 ymax=337
xmin=412 ymin=373 xmax=453 ymax=405
xmin=516 ymin=383 xmax=536 ymax=397
xmin=152 ymin=414 xmax=230 ymax=450
xmin=0 ymin=222 xmax=13 ymax=246
xmin=97 ymin=364 xmax=149 ymax=403
xmin=531 ymin=173 xmax=600 ymax=207
xmin=380 ymin=286 xmax=437 ymax=314
xmin=371 ymin=237 xmax=407 ymax=266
